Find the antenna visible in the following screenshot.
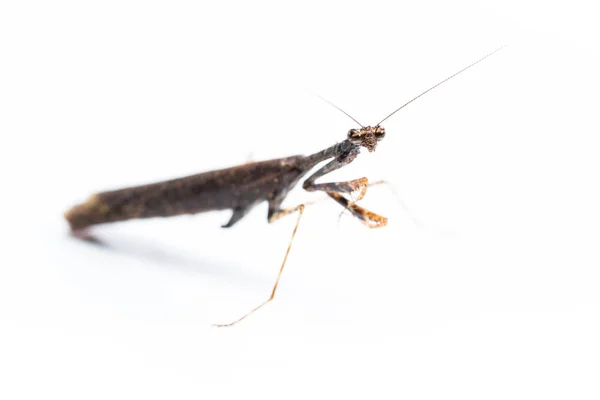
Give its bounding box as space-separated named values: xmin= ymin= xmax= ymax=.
xmin=315 ymin=94 xmax=364 ymax=128
xmin=376 ymin=46 xmax=505 ymax=126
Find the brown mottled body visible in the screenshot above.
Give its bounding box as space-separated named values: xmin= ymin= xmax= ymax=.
xmin=66 ymin=155 xmax=304 ymax=231
xmin=65 ymin=136 xmax=386 ymax=233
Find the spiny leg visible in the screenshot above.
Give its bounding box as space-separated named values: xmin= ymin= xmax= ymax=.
xmin=310 ymin=180 xmax=387 ymax=227
xmin=348 ymin=179 xmax=389 ymax=201
xmin=307 ymin=177 xmax=369 ymax=201
xmin=213 ymin=204 xmax=305 ymax=327
xmin=305 ymin=179 xmax=388 ymax=210
xmin=328 ymin=192 xmax=387 ymax=228
xmin=302 ymin=156 xmax=387 ymax=224
xmin=303 ymin=158 xmax=369 ymax=200
xmin=338 ymin=179 xmax=388 ymax=221
xmin=304 ymin=170 xmax=387 ymax=228
xmin=335 ymin=179 xmax=419 ymax=227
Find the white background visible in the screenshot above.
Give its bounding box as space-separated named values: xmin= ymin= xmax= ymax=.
xmin=1 ymin=1 xmax=600 ymax=399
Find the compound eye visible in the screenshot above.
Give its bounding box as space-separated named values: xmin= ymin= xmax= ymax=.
xmin=347 ymin=129 xmax=361 ymax=142
xmin=375 ymin=129 xmax=386 ymax=141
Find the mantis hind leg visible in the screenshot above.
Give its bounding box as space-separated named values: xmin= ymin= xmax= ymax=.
xmin=214 ymin=204 xmax=305 ymax=327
